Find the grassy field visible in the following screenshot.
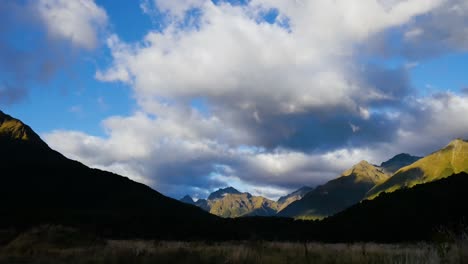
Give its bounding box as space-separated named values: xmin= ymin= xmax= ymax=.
xmin=1 ymin=226 xmax=467 ymax=264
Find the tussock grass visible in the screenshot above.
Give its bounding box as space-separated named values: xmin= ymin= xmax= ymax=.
xmin=1 ymin=226 xmax=467 ymax=264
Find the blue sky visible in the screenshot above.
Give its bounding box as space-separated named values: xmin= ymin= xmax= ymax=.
xmin=1 ymin=0 xmax=468 ymax=199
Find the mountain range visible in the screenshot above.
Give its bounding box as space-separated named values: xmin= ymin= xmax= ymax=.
xmin=2 ymin=109 xmax=468 ymax=242
xmin=182 ymin=154 xmax=422 ymax=219
xmin=366 ymin=139 xmax=468 ymax=199
xmin=180 ymin=186 xmax=312 ymax=217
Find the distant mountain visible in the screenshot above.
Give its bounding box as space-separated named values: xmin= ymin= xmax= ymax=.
xmin=0 ymin=110 xmax=217 ymax=239
xmin=277 ymin=186 xmax=313 ymax=212
xmin=180 ymin=195 xmax=195 ymax=204
xmin=183 ymin=186 xmax=315 ymax=218
xmin=208 ymin=187 xmax=241 ymax=200
xmin=209 ymin=193 xmax=278 ymax=218
xmin=179 ymin=195 xmax=213 ymax=211
xmin=366 ymin=139 xmax=468 ymax=199
xmin=193 ymin=198 xmax=210 ymax=211
xmin=323 ymin=172 xmax=468 ymax=242
xmin=277 ymin=161 xmax=389 ymax=219
xmin=182 ymin=187 xmax=278 ymax=218
xmin=380 ymin=153 xmax=421 ymax=174
xmin=193 ymin=155 xmax=421 ymax=219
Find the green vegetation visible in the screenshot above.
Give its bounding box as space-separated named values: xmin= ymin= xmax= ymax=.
xmin=1 ymin=226 xmax=467 ymax=264
xmin=366 ymin=139 xmax=468 ymax=199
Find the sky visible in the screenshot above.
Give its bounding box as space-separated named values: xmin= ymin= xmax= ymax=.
xmin=1 ymin=0 xmax=468 ymax=200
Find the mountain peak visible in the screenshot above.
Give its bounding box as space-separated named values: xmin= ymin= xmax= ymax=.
xmin=180 ymin=195 xmax=195 ymax=204
xmin=380 ymin=153 xmax=421 ymax=174
xmin=357 ymin=160 xmax=372 ymax=166
xmin=0 ymin=111 xmax=42 ymax=144
xmin=343 ymin=160 xmax=373 ymax=175
xmin=383 ymin=153 xmax=414 ymax=162
xmin=207 ymin=187 xmax=241 ymax=200
xmin=447 ymin=138 xmax=468 ymax=147
xmin=342 ymin=160 xmax=388 ymax=183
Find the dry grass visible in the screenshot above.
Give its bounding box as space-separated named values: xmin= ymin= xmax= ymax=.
xmin=1 ymin=226 xmax=467 ymax=264
xmin=2 ymin=239 xmax=468 ymax=264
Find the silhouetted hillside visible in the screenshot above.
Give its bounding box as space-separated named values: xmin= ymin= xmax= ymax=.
xmin=180 ymin=195 xmax=195 ymax=204
xmin=2 ymin=110 xmax=468 ymax=243
xmin=0 ymin=111 xmax=219 ymax=240
xmin=323 ymin=172 xmax=468 ymax=242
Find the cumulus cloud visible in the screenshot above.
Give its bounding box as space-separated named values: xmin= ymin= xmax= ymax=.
xmin=35 ymin=0 xmax=108 ymax=49
xmin=389 ymin=93 xmax=468 ymax=154
xmin=48 ymin=93 xmax=468 ymax=198
xmin=0 ymin=0 xmax=108 ymax=105
xmin=153 ymin=0 xmax=205 ymax=18
xmin=398 ymin=0 xmax=468 ymax=58
xmin=44 ymin=110 xmax=380 ymax=198
xmin=96 ymin=1 xmax=431 ymax=151
xmin=44 ymin=0 xmax=468 ymax=199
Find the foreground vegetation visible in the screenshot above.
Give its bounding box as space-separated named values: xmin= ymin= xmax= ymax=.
xmin=1 ymin=226 xmax=467 ymax=264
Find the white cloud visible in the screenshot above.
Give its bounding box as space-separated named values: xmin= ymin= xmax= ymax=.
xmin=35 ymin=0 xmax=108 ymax=49
xmin=139 ymin=0 xmax=206 ymax=25
xmin=154 ymin=0 xmax=205 ymax=18
xmin=44 ymin=115 xmax=378 ymax=198
xmin=404 ymin=28 xmax=424 ymax=39
xmin=400 ymin=0 xmax=468 ymax=57
xmin=98 ymin=1 xmax=447 ymax=116
xmin=390 ymin=93 xmax=468 ymax=155
xmin=44 ymin=93 xmax=468 ymax=198
xmin=44 ymin=0 xmax=468 ymax=199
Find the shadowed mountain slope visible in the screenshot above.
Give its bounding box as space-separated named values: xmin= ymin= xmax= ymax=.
xmin=380 ymin=153 xmax=421 ymax=174
xmin=277 ymin=186 xmax=313 ymax=212
xmin=323 ymin=172 xmax=468 ymax=242
xmin=277 ymin=161 xmax=389 ymax=219
xmin=0 ymin=111 xmax=218 ymax=239
xmin=180 ymin=195 xmax=195 ymax=204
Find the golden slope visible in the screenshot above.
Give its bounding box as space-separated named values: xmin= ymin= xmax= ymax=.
xmin=366 ymin=139 xmax=468 ymax=199
xmin=208 ymin=193 xmax=278 ymax=218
